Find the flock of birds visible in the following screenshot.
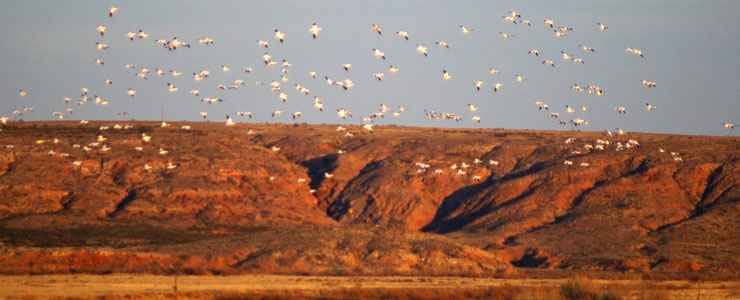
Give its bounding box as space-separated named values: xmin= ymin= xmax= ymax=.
xmin=0 ymin=5 xmax=737 ymax=179
xmin=3 ymin=6 xmax=737 ymax=133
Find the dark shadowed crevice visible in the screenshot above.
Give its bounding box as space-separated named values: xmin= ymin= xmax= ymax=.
xmin=653 ymin=161 xmax=736 ymax=233
xmin=654 ymin=184 xmax=738 ymax=232
xmin=60 ymin=192 xmax=76 ymax=211
xmin=107 ymin=189 xmax=138 ymax=218
xmin=301 ymin=154 xmax=338 ymax=191
xmin=326 ymin=161 xmax=384 ymax=221
xmin=511 ymin=248 xmax=550 ymax=268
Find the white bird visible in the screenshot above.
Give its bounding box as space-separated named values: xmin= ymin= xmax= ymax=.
xmin=472 ymin=116 xmax=481 ymax=123
xmin=19 ymin=89 xmax=28 ymax=97
xmin=309 ymin=22 xmax=322 ymax=39
xmin=95 ymin=42 xmax=109 ymax=51
xmin=226 ymin=115 xmax=236 ymax=126
xmin=645 ymin=103 xmax=656 ymax=111
xmin=237 ymin=112 xmax=254 ymax=119
xmin=579 ymin=44 xmax=596 ymax=53
xmin=626 ymin=47 xmax=645 ymax=58
xmin=373 ymin=72 xmax=385 ymax=81
xmin=108 ymin=5 xmax=118 ymax=18
xmin=528 ymin=49 xmax=540 ymax=56
xmin=127 ymin=88 xmax=136 ymax=98
xmin=542 ymin=59 xmax=555 ymax=67
xmin=460 ymin=25 xmax=473 ymax=35
xmin=597 ymin=22 xmax=608 ymax=32
xmin=372 ymin=48 xmax=386 ymax=60
xmin=258 ymin=40 xmax=270 ymax=48
xmin=96 ymin=25 xmax=107 ymax=36
xmin=388 ymin=65 xmax=400 ymax=73
xmin=324 ymin=172 xmax=334 ymax=179
xmin=273 ymin=29 xmax=286 ymax=43
xmin=198 ymin=36 xmax=215 ymax=45
xmin=615 ymin=105 xmax=627 ymax=115
xmin=723 ymin=122 xmax=735 ymax=130
xmin=515 ymin=74 xmax=525 ymax=83
xmin=641 ymin=80 xmax=657 ymax=88
xmin=561 ymin=51 xmax=573 ymax=61
xmin=371 ymin=23 xmax=383 ymax=36
xmin=291 ymin=112 xmax=303 ymax=120
xmin=473 ymin=80 xmax=483 ymax=91
xmin=167 ymin=83 xmax=178 ymax=93
xmin=544 ymin=18 xmax=555 ymax=28
xmin=336 ymin=108 xmax=352 ymax=119
xmin=499 ymin=32 xmax=513 ymax=39
xmin=467 ymin=104 xmax=478 ymax=112
xmin=442 ymin=69 xmax=452 ymax=81
xmin=493 ymin=82 xmax=503 ymax=93
xmin=489 ymin=68 xmax=500 ymax=76
xmin=313 ymin=97 xmax=324 ymax=111
xmin=396 ymin=31 xmax=410 ymax=40
xmin=363 ymin=123 xmax=374 ymax=132
xmin=435 ymin=41 xmax=450 ymax=49
xmin=416 ymin=44 xmax=429 ymax=57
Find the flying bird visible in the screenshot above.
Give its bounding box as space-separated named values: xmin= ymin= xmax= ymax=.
xmin=396 ymin=31 xmax=410 ymax=40
xmin=371 ymin=23 xmax=383 ymax=36
xmin=626 ymin=47 xmax=645 ymax=58
xmin=96 ymin=25 xmax=107 ymax=36
xmin=108 ymin=5 xmax=118 ymax=18
xmin=416 ymin=44 xmax=429 ymax=57
xmin=308 ymin=22 xmax=322 ymax=39
xmin=372 ymin=48 xmax=386 ymax=60
xmin=597 ymin=22 xmax=608 ymax=32
xmin=473 ymin=80 xmax=483 ymax=91
xmin=460 ymin=25 xmax=473 ymax=35
xmin=274 ymin=29 xmax=286 ymax=43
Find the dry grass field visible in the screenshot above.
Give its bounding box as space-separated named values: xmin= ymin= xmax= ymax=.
xmin=1 ymin=274 xmax=738 ymax=299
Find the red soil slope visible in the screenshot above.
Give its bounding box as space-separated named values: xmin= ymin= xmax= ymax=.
xmin=0 ymin=122 xmax=737 ymax=279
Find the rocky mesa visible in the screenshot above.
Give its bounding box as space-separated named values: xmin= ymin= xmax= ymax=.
xmin=0 ymin=121 xmax=738 ymax=279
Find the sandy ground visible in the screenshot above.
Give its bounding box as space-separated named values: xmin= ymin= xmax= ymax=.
xmin=0 ymin=274 xmax=738 ymax=299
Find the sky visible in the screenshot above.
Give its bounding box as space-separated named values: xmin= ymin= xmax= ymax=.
xmin=1 ymin=0 xmax=738 ymax=136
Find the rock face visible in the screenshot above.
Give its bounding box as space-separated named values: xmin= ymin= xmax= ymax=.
xmin=0 ymin=122 xmax=738 ymax=279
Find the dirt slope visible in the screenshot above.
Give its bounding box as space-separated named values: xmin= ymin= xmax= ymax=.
xmin=0 ymin=121 xmax=737 ymax=279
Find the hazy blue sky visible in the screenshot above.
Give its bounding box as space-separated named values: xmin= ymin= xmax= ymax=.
xmin=1 ymin=1 xmax=739 ymax=135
